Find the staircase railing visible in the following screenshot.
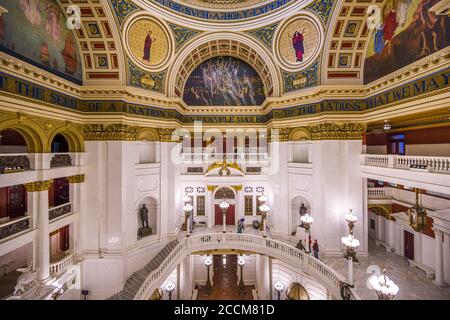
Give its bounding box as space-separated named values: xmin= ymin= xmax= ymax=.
xmin=134 ymin=233 xmax=360 ymax=300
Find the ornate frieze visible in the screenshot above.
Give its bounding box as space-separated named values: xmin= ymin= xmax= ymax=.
xmin=307 ymin=0 xmax=335 ymax=26
xmin=268 ymin=128 xmax=291 ymax=142
xmin=0 ymin=218 xmax=30 ymax=240
xmin=68 ymin=174 xmax=86 ymax=184
xmin=49 ymin=203 xmax=72 ymax=221
xmin=128 ymin=60 xmax=165 ymax=93
xmin=308 ymin=123 xmax=366 ymax=140
xmin=158 ymin=128 xmax=180 ymax=142
xmin=50 ymin=154 xmax=73 ymax=168
xmin=82 ymin=124 xmax=140 ymax=141
xmin=207 ymin=185 xmax=219 ymax=192
xmin=24 ymin=180 xmax=54 ymax=192
xmin=231 ymin=185 xmax=243 ymax=192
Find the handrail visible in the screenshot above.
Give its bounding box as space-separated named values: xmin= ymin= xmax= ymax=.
xmin=49 ymin=250 xmax=74 ymax=275
xmin=0 ymin=215 xmax=30 ymax=228
xmin=361 ymin=154 xmax=450 ymax=173
xmin=133 ymin=233 xmax=358 ymax=300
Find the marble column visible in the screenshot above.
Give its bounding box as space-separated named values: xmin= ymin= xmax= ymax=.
xmin=24 ymin=180 xmax=53 ymax=282
xmin=434 ymin=229 xmax=445 ymax=286
xmin=443 ymin=233 xmax=450 ymax=285
xmin=68 ymin=174 xmax=86 ymax=260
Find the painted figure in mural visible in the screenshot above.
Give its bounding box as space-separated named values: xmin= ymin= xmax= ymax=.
xmin=139 ymin=204 xmax=150 ymax=229
xmin=374 ymin=24 xmax=385 ymax=55
xmin=292 ymin=30 xmax=305 ymax=62
xmin=61 ymin=33 xmax=78 ymax=74
xmin=396 ymin=0 xmax=412 ymax=27
xmin=20 ymin=0 xmax=41 ymax=26
xmin=417 ymin=0 xmax=443 ymax=57
xmin=45 ymin=2 xmax=61 ymax=41
xmin=382 ymin=6 xmax=398 ymax=55
xmin=143 ymin=30 xmax=156 ymax=63
xmin=40 ymin=41 xmax=50 ymax=66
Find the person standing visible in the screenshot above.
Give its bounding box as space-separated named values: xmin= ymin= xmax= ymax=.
xmin=313 ymin=239 xmax=319 ymax=259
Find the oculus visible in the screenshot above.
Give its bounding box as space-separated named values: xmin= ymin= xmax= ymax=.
xmin=183 ymin=56 xmax=266 ymax=106
xmin=274 ymin=13 xmax=323 ymax=72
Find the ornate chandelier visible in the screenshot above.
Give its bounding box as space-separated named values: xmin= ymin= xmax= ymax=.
xmin=407 ymin=188 xmax=427 ymax=232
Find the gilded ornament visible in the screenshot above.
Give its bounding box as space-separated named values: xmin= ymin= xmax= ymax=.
xmin=308 ymin=123 xmax=366 ymax=140
xmin=23 ymin=180 xmax=54 ymax=192
xmin=82 ymin=124 xmax=140 ymax=141
xmin=207 ymin=185 xmax=218 ymax=192
xmin=268 ymin=128 xmax=291 ymax=142
xmin=68 ymin=174 xmax=86 ymax=184
xmin=231 ymin=185 xmax=243 ymax=192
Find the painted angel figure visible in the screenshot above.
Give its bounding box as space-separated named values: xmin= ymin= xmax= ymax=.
xmin=45 ymin=3 xmax=61 ymax=41
xmin=20 ymin=0 xmax=42 ymax=27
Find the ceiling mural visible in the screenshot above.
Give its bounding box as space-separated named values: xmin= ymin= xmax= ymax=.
xmin=0 ymin=0 xmax=82 ymax=84
xmin=126 ymin=17 xmax=170 ymax=68
xmin=275 ymin=15 xmax=323 ymax=71
xmin=183 ymin=56 xmax=266 ymax=106
xmin=363 ymin=0 xmax=450 ymax=84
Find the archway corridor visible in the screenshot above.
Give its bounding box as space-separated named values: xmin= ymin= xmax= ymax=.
xmin=197 ymin=255 xmax=255 ymax=300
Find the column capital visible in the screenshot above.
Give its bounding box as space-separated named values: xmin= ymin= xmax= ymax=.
xmin=68 ymin=174 xmax=86 ymax=184
xmin=23 ymin=180 xmax=53 ymax=192
xmin=308 ymin=122 xmax=366 ymax=140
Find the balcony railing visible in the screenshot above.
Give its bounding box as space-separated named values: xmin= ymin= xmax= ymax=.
xmin=49 ymin=203 xmax=72 ymax=221
xmin=180 ymin=152 xmax=270 ymax=164
xmin=50 ymin=153 xmax=73 ymax=168
xmin=49 ymin=250 xmax=74 ymax=276
xmin=368 ymin=187 xmax=392 ymax=199
xmin=361 ymin=154 xmax=450 ymax=174
xmin=0 ymin=154 xmax=31 ymax=173
xmin=0 ymin=216 xmax=31 ymax=241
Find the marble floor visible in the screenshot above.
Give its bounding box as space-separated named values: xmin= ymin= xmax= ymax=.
xmin=323 ymin=238 xmax=450 ymax=300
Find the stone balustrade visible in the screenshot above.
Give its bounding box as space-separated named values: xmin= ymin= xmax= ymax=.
xmin=135 ymin=233 xmax=360 ymax=301
xmin=49 ymin=250 xmax=74 ymax=276
xmin=49 ymin=203 xmax=72 ymax=221
xmin=361 ymin=154 xmax=450 ymax=174
xmin=0 ymin=216 xmax=31 ymax=241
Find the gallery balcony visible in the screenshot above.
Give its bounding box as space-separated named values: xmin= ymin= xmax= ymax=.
xmin=360 ymin=154 xmax=450 ymax=193
xmin=49 ymin=250 xmax=74 ymax=277
xmin=0 ymin=215 xmax=32 ymax=243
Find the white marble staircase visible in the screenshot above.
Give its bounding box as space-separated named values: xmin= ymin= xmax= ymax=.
xmin=108 ymin=240 xmax=179 ymax=300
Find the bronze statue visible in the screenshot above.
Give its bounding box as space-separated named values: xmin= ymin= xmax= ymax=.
xmin=139 ymin=204 xmax=149 ymax=228
xmin=138 ymin=204 xmax=152 ymax=238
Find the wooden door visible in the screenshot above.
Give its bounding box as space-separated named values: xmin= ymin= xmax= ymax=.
xmin=215 ymin=205 xmax=223 ymax=225
xmin=7 ymin=185 xmax=26 ymax=219
xmin=404 ymin=230 xmax=414 ymax=260
xmin=226 ymin=204 xmax=235 ymax=225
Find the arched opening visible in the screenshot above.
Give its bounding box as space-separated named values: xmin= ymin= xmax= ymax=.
xmin=51 ymin=134 xmax=70 ymax=153
xmin=286 ymin=282 xmax=310 ymax=300
xmin=137 ymin=130 xmax=158 ymax=164
xmin=214 ymin=187 xmax=236 ymax=226
xmin=290 ymin=196 xmax=311 ymax=235
xmin=0 ymin=129 xmax=28 ymax=153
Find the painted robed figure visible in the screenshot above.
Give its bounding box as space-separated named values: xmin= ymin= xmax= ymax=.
xmin=292 ymin=31 xmax=305 ymax=62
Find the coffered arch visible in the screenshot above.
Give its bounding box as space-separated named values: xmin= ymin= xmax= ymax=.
xmin=166 ymin=32 xmax=282 ymax=101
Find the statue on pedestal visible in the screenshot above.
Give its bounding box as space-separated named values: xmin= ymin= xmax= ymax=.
xmin=237 ymin=218 xmax=245 ymax=233
xmin=138 ymin=204 xmax=153 ymax=238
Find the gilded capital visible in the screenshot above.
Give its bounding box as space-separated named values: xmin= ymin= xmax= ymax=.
xmin=231 ymin=185 xmax=243 ymax=192
xmin=68 ymin=174 xmax=86 ymax=184
xmin=24 ymin=180 xmax=54 ymax=192
xmin=158 ymin=128 xmax=180 ymax=142
xmin=207 ymin=185 xmax=218 ymax=192
xmin=268 ymin=128 xmax=291 ymax=143
xmin=82 ymin=124 xmax=140 ymax=141
xmin=308 ymin=122 xmax=366 ymax=140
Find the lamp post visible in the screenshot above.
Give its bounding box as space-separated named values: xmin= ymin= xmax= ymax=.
xmin=183 ymin=202 xmax=193 ymax=237
xmin=259 ymin=203 xmax=270 ymax=238
xmin=237 ymin=257 xmax=246 ymax=295
xmin=300 ymin=212 xmax=314 ymax=253
xmin=219 ymin=199 xmax=230 ymax=233
xmin=341 ymin=234 xmax=360 ymax=286
xmin=369 ymin=269 xmax=399 ymax=300
xmin=204 ymin=256 xmax=213 ymax=295
xmin=345 ymin=209 xmax=358 ymax=235
xmin=165 ymin=281 xmax=175 ymax=300
xmin=274 ymin=281 xmax=284 ymax=300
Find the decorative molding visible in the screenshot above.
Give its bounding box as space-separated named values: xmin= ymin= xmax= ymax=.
xmin=268 ymin=128 xmax=291 ymax=142
xmin=128 ymin=60 xmax=166 ymax=93
xmin=283 ymin=60 xmax=320 ymax=93
xmin=82 ymin=124 xmax=140 ymax=141
xmin=231 ymin=185 xmax=243 ymax=192
xmin=168 ymin=24 xmax=201 ymax=51
xmin=307 ymin=0 xmax=335 ymax=26
xmin=68 ymin=174 xmax=86 ymax=184
xmin=207 ymin=185 xmax=219 ymax=192
xmin=247 ymin=24 xmax=278 ymax=49
xmin=157 ymin=128 xmax=178 ymax=142
xmin=24 ymin=180 xmax=54 ymax=192
xmin=308 ymin=122 xmax=366 ymax=140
